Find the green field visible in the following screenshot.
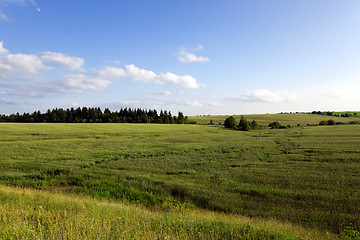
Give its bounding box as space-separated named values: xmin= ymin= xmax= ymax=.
xmin=1 ymin=118 xmax=360 ymax=238
xmin=0 ymin=184 xmax=316 ymax=239
xmin=190 ymin=113 xmax=360 ymax=126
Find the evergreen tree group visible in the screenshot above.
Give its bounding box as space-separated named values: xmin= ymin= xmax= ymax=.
xmin=0 ymin=107 xmax=189 ymax=124
xmin=224 ymin=116 xmax=259 ymax=131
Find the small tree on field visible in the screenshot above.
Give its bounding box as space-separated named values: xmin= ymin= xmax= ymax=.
xmin=238 ymin=116 xmax=251 ymax=131
xmin=319 ymin=120 xmax=328 ymax=125
xmin=327 ymin=119 xmax=336 ymax=125
xmin=268 ymin=121 xmax=281 ymax=129
xmin=224 ymin=116 xmax=237 ymax=129
xmin=250 ymin=120 xmax=259 ymax=130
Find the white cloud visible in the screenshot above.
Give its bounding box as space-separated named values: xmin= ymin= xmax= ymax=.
xmin=58 ymin=63 xmax=201 ymax=94
xmin=0 ymin=41 xmax=8 ymax=54
xmin=165 ymin=99 xmax=203 ymax=108
xmin=319 ymin=89 xmax=344 ymax=98
xmin=125 ymin=64 xmax=157 ymax=82
xmin=177 ymin=45 xmax=210 ymax=63
xmin=0 ymin=42 xmax=202 ymax=99
xmin=188 ymin=100 xmax=203 ymax=107
xmin=124 ymin=64 xmax=201 ymax=89
xmin=178 ymin=49 xmax=210 ymax=63
xmin=0 ymin=53 xmax=46 ymax=77
xmin=98 ymin=66 xmax=126 ymax=78
xmin=233 ymin=89 xmax=297 ymax=103
xmin=152 ymin=90 xmax=171 ymax=96
xmin=114 ymin=98 xmax=204 ymax=110
xmin=42 ymin=52 xmax=85 ymax=71
xmin=61 ymin=74 xmax=111 ymax=93
xmin=159 ymin=72 xmax=201 ymax=89
xmin=0 ymin=41 xmax=47 ymax=78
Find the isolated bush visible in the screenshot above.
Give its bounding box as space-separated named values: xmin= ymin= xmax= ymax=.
xmin=238 ymin=116 xmax=251 ymax=131
xmin=327 ymin=119 xmax=336 ymax=125
xmin=250 ymin=120 xmax=259 ymax=130
xmin=319 ymin=120 xmax=328 ymax=125
xmin=268 ymin=121 xmax=281 ymax=129
xmin=224 ymin=116 xmax=237 ymax=129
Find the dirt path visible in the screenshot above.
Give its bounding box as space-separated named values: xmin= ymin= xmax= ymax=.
xmin=46 ymin=183 xmax=74 ymax=191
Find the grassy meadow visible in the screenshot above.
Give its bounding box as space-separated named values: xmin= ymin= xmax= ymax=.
xmin=0 ymin=184 xmax=317 ymax=239
xmin=0 ymin=114 xmax=360 ymax=238
xmin=189 ymin=113 xmax=360 ymax=125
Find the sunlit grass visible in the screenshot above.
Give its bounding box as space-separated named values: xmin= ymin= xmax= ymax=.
xmin=0 ymin=185 xmax=323 ymax=239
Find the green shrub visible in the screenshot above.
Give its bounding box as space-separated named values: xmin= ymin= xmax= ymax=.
xmin=327 ymin=119 xmax=336 ymax=125
xmin=224 ymin=116 xmax=237 ymax=129
xmin=340 ymin=226 xmax=360 ymax=239
xmin=238 ymin=116 xmax=251 ymax=131
xmin=319 ymin=120 xmax=327 ymax=125
xmin=250 ymin=120 xmax=259 ymax=130
xmin=268 ymin=121 xmax=282 ymax=129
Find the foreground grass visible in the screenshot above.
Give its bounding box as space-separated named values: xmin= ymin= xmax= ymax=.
xmin=0 ymin=185 xmax=320 ymax=239
xmin=0 ymin=121 xmax=359 ymax=234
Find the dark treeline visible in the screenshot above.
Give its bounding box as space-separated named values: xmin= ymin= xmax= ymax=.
xmin=0 ymin=107 xmax=190 ymax=124
xmin=311 ymin=111 xmax=358 ymax=117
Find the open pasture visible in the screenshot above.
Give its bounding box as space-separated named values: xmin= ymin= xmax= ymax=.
xmin=189 ymin=113 xmax=360 ymax=126
xmin=0 ymin=184 xmax=317 ymax=239
xmin=0 ymin=122 xmax=360 ymax=236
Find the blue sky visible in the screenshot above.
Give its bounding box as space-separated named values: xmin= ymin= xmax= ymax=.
xmin=1 ymin=0 xmax=360 ymax=115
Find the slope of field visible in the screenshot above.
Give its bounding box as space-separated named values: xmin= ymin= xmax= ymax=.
xmin=0 ymin=122 xmax=359 ymax=236
xmin=0 ymin=184 xmax=323 ymax=239
xmin=189 ymin=113 xmax=360 ymax=126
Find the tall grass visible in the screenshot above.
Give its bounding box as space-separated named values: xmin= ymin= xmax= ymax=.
xmin=0 ymin=185 xmax=318 ymax=239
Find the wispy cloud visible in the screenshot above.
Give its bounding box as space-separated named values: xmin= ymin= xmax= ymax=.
xmin=60 ymin=74 xmax=111 ymax=93
xmin=0 ymin=0 xmax=36 ymax=21
xmin=42 ymin=52 xmax=85 ymax=72
xmin=0 ymin=41 xmax=202 ymax=97
xmin=0 ymin=0 xmax=35 ymax=5
xmin=177 ymin=45 xmax=210 ymax=63
xmin=230 ymin=89 xmax=297 ymax=103
xmin=319 ymin=89 xmax=344 ymax=98
xmin=106 ymin=98 xmax=205 ymax=112
xmin=0 ymin=98 xmax=15 ymax=105
xmin=0 ymin=12 xmax=8 ymax=21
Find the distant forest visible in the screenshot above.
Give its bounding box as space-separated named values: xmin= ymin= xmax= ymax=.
xmin=0 ymin=107 xmax=191 ymax=124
